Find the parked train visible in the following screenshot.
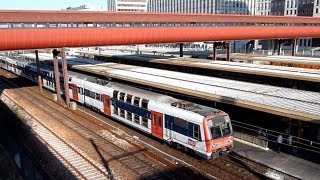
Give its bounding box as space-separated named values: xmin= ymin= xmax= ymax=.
xmin=0 ymin=56 xmax=233 ymax=159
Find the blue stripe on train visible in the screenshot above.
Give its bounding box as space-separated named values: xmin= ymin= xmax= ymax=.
xmin=112 ymin=99 xmax=149 ymax=118
xmin=165 ymin=114 xmax=201 ymax=141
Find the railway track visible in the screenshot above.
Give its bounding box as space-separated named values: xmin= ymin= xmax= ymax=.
xmin=0 ymin=68 xmax=303 ymax=179
xmin=0 ymin=70 xmax=200 ymax=179
xmin=223 ymin=152 xmax=300 ymax=180
xmin=0 ymin=81 xmax=110 ymax=179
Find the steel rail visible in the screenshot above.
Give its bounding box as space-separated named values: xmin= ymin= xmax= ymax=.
xmin=0 ymin=77 xmax=110 ymax=180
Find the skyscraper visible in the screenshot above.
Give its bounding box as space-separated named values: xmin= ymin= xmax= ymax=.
xmin=147 ymin=0 xmax=255 ymax=15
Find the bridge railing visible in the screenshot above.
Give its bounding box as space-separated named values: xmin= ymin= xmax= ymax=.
xmin=0 ymin=21 xmax=319 ymax=29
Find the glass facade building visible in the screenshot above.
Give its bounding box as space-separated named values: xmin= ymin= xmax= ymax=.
xmin=147 ymin=0 xmax=255 ymax=15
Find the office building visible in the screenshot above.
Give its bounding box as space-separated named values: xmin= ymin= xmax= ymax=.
xmin=255 ymin=0 xmax=271 ymax=15
xmin=147 ymin=0 xmax=255 ymax=15
xmin=107 ymin=0 xmax=148 ymax=12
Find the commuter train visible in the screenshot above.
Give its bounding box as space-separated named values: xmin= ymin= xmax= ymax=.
xmin=0 ymin=56 xmax=233 ymax=159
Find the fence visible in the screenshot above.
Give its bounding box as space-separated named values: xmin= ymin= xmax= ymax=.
xmin=231 ymin=119 xmax=320 ymax=154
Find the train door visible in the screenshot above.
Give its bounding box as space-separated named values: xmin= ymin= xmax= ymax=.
xmin=151 ymin=111 xmax=163 ymax=139
xmin=102 ymin=94 xmax=111 ymax=116
xmin=71 ymin=84 xmax=78 ymax=101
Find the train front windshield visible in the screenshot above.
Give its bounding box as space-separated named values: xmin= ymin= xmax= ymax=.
xmin=208 ymin=116 xmax=233 ymax=139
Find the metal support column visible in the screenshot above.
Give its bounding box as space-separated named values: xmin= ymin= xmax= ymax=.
xmin=291 ymin=39 xmax=297 ymax=56
xmin=52 ymin=49 xmax=61 ymax=102
xmin=277 ymin=40 xmax=283 ymax=55
xmin=226 ymin=42 xmax=231 ymax=61
xmin=212 ymin=43 xmax=217 ymax=61
xmin=35 ymin=50 xmax=42 ymax=93
xmin=179 ymin=43 xmax=183 ymax=57
xmin=62 ymin=50 xmax=70 ymax=108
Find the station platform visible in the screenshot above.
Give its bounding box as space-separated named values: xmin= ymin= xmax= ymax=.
xmin=9 ymin=53 xmax=320 ymax=122
xmin=234 ymin=140 xmax=320 ymax=180
xmin=89 ymin=47 xmax=320 ymax=66
xmin=77 ymin=50 xmax=320 ymax=83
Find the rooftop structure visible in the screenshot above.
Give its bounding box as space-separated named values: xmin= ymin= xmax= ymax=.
xmin=107 ymin=0 xmax=148 ymax=12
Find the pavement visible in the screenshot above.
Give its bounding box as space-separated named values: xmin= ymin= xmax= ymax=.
xmin=233 ymin=139 xmax=320 ymax=180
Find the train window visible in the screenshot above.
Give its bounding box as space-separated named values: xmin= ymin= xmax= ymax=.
xmin=85 ymin=89 xmax=89 ymax=96
xmin=134 ymin=114 xmax=140 ymax=124
xmin=95 ymin=93 xmax=101 ymax=101
xmin=174 ymin=117 xmax=188 ymax=129
xmin=113 ymin=90 xmax=119 ymax=99
xmin=134 ymin=97 xmax=140 ymax=106
xmin=113 ymin=107 xmax=118 ymax=115
xmin=141 ymin=99 xmax=149 ymax=109
xmin=77 ymin=88 xmax=83 ymax=95
xmin=193 ymin=125 xmax=200 ymax=140
xmin=120 ymin=109 xmax=125 ymax=118
xmin=221 ymin=123 xmax=231 ymax=136
xmin=142 ymin=117 xmax=148 ymax=128
xmin=152 ymin=115 xmax=155 ymax=125
xmin=88 ymin=90 xmax=95 ymax=99
xmin=119 ymin=92 xmax=125 ymax=101
xmin=126 ymin=94 xmax=133 ymax=104
xmin=127 ymin=112 xmax=132 ymax=121
xmin=211 ymin=126 xmax=222 ymax=139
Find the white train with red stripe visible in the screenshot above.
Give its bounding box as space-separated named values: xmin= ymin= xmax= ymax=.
xmin=1 ymin=56 xmax=234 ymax=159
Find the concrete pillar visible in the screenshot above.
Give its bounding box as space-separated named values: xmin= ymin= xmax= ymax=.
xmin=62 ymin=50 xmax=70 ymax=108
xmin=52 ymin=49 xmax=61 ymax=102
xmin=35 ymin=50 xmax=43 ymax=93
xmin=179 ymin=43 xmax=183 ymax=57
xmin=226 ymin=42 xmax=231 ymax=61
xmin=291 ymin=39 xmax=297 ymax=56
xmin=212 ymin=43 xmax=217 ymax=61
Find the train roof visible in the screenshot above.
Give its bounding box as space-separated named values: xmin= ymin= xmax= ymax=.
xmin=1 ymin=55 xmax=223 ymax=116
xmin=70 ymin=71 xmax=221 ymax=115
xmin=108 ymin=82 xmax=178 ymax=104
xmin=70 ymin=70 xmax=177 ymax=104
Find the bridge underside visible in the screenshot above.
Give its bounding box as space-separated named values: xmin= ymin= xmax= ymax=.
xmin=1 ymin=26 xmax=320 ymax=50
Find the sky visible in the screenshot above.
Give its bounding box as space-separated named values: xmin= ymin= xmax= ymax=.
xmin=0 ymin=0 xmax=106 ymax=10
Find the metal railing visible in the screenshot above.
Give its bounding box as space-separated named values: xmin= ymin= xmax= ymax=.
xmin=0 ymin=21 xmax=319 ymax=29
xmin=232 ymin=119 xmax=320 ymax=154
